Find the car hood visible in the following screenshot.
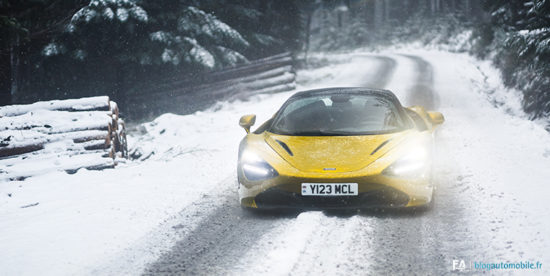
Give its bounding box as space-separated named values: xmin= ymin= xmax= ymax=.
xmin=264 ymin=131 xmax=410 ymax=173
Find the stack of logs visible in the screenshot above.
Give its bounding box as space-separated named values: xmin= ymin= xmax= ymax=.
xmin=126 ymin=52 xmax=296 ymax=120
xmin=0 ymin=96 xmax=127 ymax=181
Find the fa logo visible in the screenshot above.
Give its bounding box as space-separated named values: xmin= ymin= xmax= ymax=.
xmin=452 ymin=259 xmax=466 ymax=271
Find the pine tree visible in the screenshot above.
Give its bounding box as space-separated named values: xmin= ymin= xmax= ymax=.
xmin=0 ymin=0 xmax=308 ymax=105
xmin=482 ymin=0 xmax=550 ymax=118
xmin=0 ymin=0 xmax=87 ymax=104
xmin=41 ymin=0 xmax=252 ymax=100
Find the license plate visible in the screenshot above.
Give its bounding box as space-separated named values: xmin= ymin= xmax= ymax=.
xmin=301 ymin=183 xmax=358 ymax=196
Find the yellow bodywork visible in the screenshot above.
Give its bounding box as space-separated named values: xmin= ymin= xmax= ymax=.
xmin=238 ymin=102 xmax=443 ymax=209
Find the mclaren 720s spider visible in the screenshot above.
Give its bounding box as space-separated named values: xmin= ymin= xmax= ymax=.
xmin=237 ymin=87 xmax=444 ymax=210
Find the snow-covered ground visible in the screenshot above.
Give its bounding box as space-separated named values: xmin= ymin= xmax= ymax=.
xmin=1 ymin=48 xmax=549 ymax=275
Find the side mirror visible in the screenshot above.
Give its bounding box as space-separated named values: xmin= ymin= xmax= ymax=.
xmin=239 ymin=114 xmax=256 ymax=133
xmin=427 ymin=111 xmax=445 ymax=125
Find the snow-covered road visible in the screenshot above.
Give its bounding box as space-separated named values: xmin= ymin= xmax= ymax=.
xmin=1 ymin=49 xmax=549 ymax=275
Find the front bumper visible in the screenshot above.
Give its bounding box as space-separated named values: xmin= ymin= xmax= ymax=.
xmin=238 ymin=173 xmax=433 ymax=209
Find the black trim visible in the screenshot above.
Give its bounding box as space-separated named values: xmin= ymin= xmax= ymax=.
xmin=370 ymin=139 xmax=392 ymax=155
xmin=253 ymin=118 xmax=273 ymax=134
xmin=275 ymin=139 xmax=293 ymax=156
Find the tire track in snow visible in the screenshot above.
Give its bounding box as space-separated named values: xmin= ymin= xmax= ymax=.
xmin=287 ymin=213 xmax=377 ymax=275
xmin=400 ymin=54 xmax=439 ymax=110
xmin=357 ymin=55 xmax=397 ymax=89
xmin=142 ymin=194 xmax=298 ymax=275
xmin=231 ymin=212 xmax=376 ymax=276
xmin=361 ymin=55 xmax=491 ymax=275
xmin=231 ymin=211 xmax=329 ymax=276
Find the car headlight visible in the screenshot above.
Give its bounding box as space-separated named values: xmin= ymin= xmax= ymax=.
xmin=383 ymin=147 xmax=430 ymax=178
xmin=240 ymin=150 xmax=278 ymax=181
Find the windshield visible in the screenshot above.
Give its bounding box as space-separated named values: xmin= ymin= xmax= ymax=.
xmin=269 ymin=93 xmax=409 ymax=136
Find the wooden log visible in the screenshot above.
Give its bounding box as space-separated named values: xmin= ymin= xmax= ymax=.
xmin=0 ymin=95 xmax=126 ymax=181
xmin=112 ymin=129 xmax=120 ymax=153
xmin=2 ymin=123 xmax=110 ymax=134
xmin=232 ymin=83 xmax=297 ymax=101
xmin=184 ymin=68 xmax=293 ymax=98
xmin=65 ymin=162 xmax=115 ymax=174
xmin=70 ymin=130 xmax=110 ymax=143
xmin=255 ymin=83 xmax=297 ymax=94
xmin=0 ymin=109 xmax=113 ymax=134
xmin=192 ymin=65 xmax=292 ymax=91
xmin=0 ymin=129 xmax=110 ymax=157
xmin=131 ymin=55 xmax=294 ymax=99
xmin=125 ymin=53 xmax=295 ymax=119
xmin=244 ymin=72 xmax=296 ymax=91
xmin=0 ymin=144 xmax=44 ymax=157
xmin=209 ymin=72 xmax=296 ymax=102
xmin=245 ymin=52 xmax=292 ymax=64
xmin=202 ymin=56 xmax=293 ymax=84
xmin=0 ymin=151 xmax=115 ymax=181
xmin=128 ymin=65 xmax=296 ymax=118
xmin=131 ymin=75 xmax=242 ymax=102
xmin=82 ymin=139 xmax=110 ymax=150
xmin=117 ymin=119 xmax=128 ymax=158
xmin=240 ymin=65 xmax=293 ymax=83
xmin=167 ymin=54 xmax=293 ymax=89
xmin=0 ymin=147 xmax=110 ymax=167
xmin=108 ymin=143 xmax=116 ymax=159
xmin=0 ymin=96 xmax=110 ymax=117
xmin=109 ymin=101 xmax=119 ymax=120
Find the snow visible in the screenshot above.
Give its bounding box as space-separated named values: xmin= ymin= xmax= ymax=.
xmin=0 ymin=97 xmax=118 ymax=182
xmin=42 ymin=43 xmax=64 ymax=57
xmin=0 ymin=96 xmax=110 ymax=117
xmin=129 ymin=6 xmax=148 ymax=22
xmin=216 ymin=46 xmax=247 ymax=65
xmin=189 ymin=6 xmax=249 ymax=48
xmin=184 ymin=37 xmax=215 ymax=68
xmin=161 ymin=48 xmax=178 ymax=65
xmin=1 ymin=48 xmax=550 ymax=275
xmin=0 ymin=110 xmax=112 ymax=134
xmin=73 ymin=49 xmax=87 ymax=60
xmin=102 ymin=7 xmax=114 ymax=20
xmin=190 ymin=45 xmax=215 ymax=68
xmin=1 ymin=152 xmax=114 ymax=181
xmin=518 ymin=28 xmax=548 ymax=37
xmin=71 ymin=8 xmax=98 ymax=23
xmin=234 ymin=212 xmax=328 ymax=275
xmin=150 ymin=31 xmax=171 ymax=43
xmin=411 ymin=49 xmax=550 ymax=265
xmin=234 ymin=213 xmax=372 ymax=276
xmin=69 ymin=0 xmax=148 ymax=27
xmin=335 ymin=5 xmax=349 ymax=12
xmin=116 ymin=8 xmax=128 ymax=22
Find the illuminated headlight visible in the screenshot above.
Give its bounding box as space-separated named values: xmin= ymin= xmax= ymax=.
xmin=383 ymin=147 xmax=430 ymax=178
xmin=240 ymin=150 xmax=278 ymax=181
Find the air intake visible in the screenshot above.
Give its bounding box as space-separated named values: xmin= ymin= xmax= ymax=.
xmin=275 ymin=139 xmax=293 ymax=156
xmin=370 ymin=139 xmax=392 ymax=155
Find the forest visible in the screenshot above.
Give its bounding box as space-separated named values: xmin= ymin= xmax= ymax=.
xmin=1 ymin=0 xmax=549 ymax=120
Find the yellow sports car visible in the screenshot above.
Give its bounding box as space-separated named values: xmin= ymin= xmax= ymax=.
xmin=237 ymin=87 xmax=444 ymax=209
